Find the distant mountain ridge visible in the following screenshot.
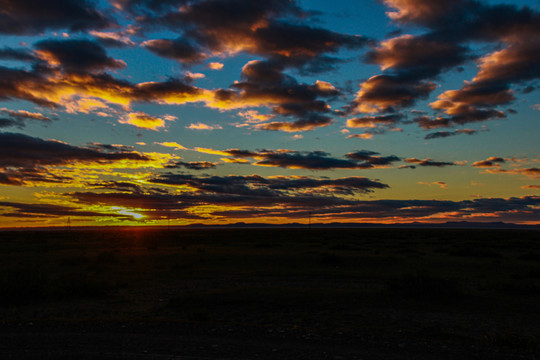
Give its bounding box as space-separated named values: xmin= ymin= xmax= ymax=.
xmin=2 ymin=221 xmax=538 ymax=231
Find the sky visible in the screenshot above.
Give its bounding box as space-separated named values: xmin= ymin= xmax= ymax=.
xmin=0 ymin=0 xmax=538 ymax=228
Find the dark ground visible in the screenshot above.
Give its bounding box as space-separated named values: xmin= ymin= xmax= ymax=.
xmin=1 ymin=228 xmax=539 ymax=359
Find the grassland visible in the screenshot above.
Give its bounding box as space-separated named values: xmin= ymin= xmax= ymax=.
xmin=1 ymin=228 xmax=539 ymax=359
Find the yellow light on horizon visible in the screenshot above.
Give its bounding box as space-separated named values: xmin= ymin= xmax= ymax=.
xmin=110 ymin=206 xmax=145 ymax=220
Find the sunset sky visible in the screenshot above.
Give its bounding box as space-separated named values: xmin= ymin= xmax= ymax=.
xmin=0 ymin=0 xmax=538 ymax=227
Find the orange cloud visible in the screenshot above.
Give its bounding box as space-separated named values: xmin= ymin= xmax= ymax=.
xmin=208 ymin=62 xmax=224 ymax=70
xmin=119 ymin=112 xmax=173 ymax=130
xmin=187 ymin=123 xmax=223 ymax=130
xmin=155 ymin=142 xmax=186 ymax=150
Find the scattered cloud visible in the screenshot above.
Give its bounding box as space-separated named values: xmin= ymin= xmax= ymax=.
xmin=187 ymin=123 xmax=223 ymax=130
xmin=419 ymin=181 xmax=448 ymax=189
xmin=0 ymin=108 xmax=53 ymax=128
xmin=155 ymin=142 xmax=186 ymax=150
xmin=208 ymin=62 xmax=224 ymax=70
xmin=472 ymin=156 xmax=507 ymax=168
xmin=404 ymin=158 xmax=456 ymax=167
xmin=0 ymin=132 xmax=152 ymax=185
xmin=119 ymin=112 xmax=174 ymax=130
xmin=424 ymin=128 xmax=479 ymax=139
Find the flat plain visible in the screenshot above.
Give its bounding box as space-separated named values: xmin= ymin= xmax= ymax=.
xmin=1 ymin=228 xmax=539 ymax=359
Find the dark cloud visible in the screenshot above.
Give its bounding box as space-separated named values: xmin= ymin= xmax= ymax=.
xmin=346 ymin=150 xmax=401 ymax=166
xmin=257 ymin=114 xmax=333 ymax=132
xmin=0 ymin=201 xmax=117 ymax=218
xmin=113 ymin=0 xmax=187 ymax=16
xmin=424 ymin=129 xmax=479 ymax=139
xmin=0 ymin=47 xmax=37 ymax=62
xmin=0 ymin=108 xmax=53 ymax=128
xmin=34 ymin=39 xmax=126 ymax=73
xmin=251 ymin=150 xmax=364 ymax=170
xmin=404 ymin=158 xmax=456 ymax=167
xmin=472 ymin=157 xmax=507 ymax=168
xmin=485 ymin=167 xmax=540 ymax=178
xmin=0 ymin=0 xmax=114 ymax=35
xmin=0 ymin=66 xmax=58 ymax=108
xmin=250 ymin=21 xmax=366 ymax=68
xmin=352 ymin=33 xmax=469 ymax=116
xmin=210 ymin=195 xmax=540 ymax=223
xmin=0 ymin=132 xmax=150 ymax=185
xmin=130 ymin=0 xmax=366 ymax=71
xmin=0 ymin=132 xmax=149 ymax=168
xmin=222 ymin=60 xmax=340 ymax=131
xmin=0 ymin=167 xmax=72 ymax=186
xmin=414 ymin=108 xmax=506 ymax=129
xmin=200 ymin=147 xmax=411 ymax=170
xmin=382 ymin=0 xmax=473 ymax=28
xmin=364 ymin=34 xmax=469 ymax=80
xmin=347 ymin=114 xmax=403 ymax=128
xmin=142 ymin=38 xmax=208 ymax=64
xmin=165 ymin=161 xmax=218 ymax=170
xmin=351 ymin=0 xmax=540 ymax=131
xmin=131 ymin=77 xmax=205 ymax=102
xmin=150 ymin=173 xmax=388 ymax=196
xmin=85 ymin=180 xmax=145 ymax=193
xmin=352 ymin=75 xmax=436 ymax=113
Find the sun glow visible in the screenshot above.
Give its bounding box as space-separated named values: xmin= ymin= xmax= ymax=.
xmin=110 ymin=206 xmax=145 ymax=220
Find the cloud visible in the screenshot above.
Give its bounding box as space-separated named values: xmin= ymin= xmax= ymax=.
xmin=0 ymin=108 xmax=53 ymax=128
xmin=424 ymin=128 xmax=479 ymax=139
xmin=35 ymin=39 xmax=126 ymax=73
xmin=352 ymin=33 xmax=468 ymax=115
xmin=251 ymin=150 xmax=364 ymax=170
xmin=187 ymin=123 xmax=223 ymax=130
xmin=237 ymin=110 xmax=274 ymax=124
xmin=404 ymin=158 xmax=456 ymax=167
xmin=0 ymin=132 xmax=151 ymax=185
xmin=418 ymin=181 xmax=448 ymax=189
xmin=90 ymin=30 xmax=136 ymax=48
xmin=0 ymin=0 xmax=113 ymax=35
xmin=208 ymin=62 xmax=224 ymax=70
xmin=119 ymin=112 xmax=172 ymax=130
xmin=131 ymin=0 xmax=366 ymax=71
xmin=142 ymin=38 xmax=208 ymax=64
xmin=349 ymin=0 xmax=540 ymax=131
xmin=346 ymin=150 xmax=401 ymax=166
xmin=212 ymin=60 xmax=341 ymax=131
xmin=522 ymin=185 xmax=540 ymax=190
xmin=346 ymin=114 xmax=403 ymax=128
xmin=155 ymin=142 xmax=186 ymax=150
xmin=352 ymin=75 xmax=436 ymax=113
xmin=66 ymin=173 xmax=390 ymax=216
xmin=0 ymin=53 xmax=338 ymax=129
xmin=194 ymin=147 xmax=404 ymax=170
xmin=148 ymin=173 xmax=389 ymax=197
xmin=347 ymin=133 xmax=373 ymax=140
xmin=472 ymin=156 xmax=506 ymax=168
xmin=0 ymin=201 xmax=118 ymax=218
xmin=256 ymin=114 xmax=333 ymax=132
xmin=210 ymin=195 xmax=540 ymax=223
xmin=365 ymin=34 xmax=468 ymax=78
xmin=164 ymin=161 xmax=218 ymax=170
xmin=485 ymin=167 xmax=540 ymax=178
xmin=0 ymin=47 xmax=37 ymax=62
xmin=382 ymin=0 xmax=474 ymax=27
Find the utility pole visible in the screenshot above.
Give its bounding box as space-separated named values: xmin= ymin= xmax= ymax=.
xmin=66 ymin=217 xmax=71 ymax=232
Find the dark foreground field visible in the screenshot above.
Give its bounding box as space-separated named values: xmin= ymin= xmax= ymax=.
xmin=1 ymin=228 xmax=540 ymax=359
